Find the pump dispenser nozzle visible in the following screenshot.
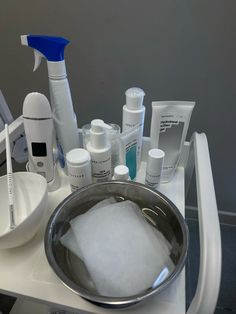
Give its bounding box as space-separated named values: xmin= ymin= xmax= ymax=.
xmin=91 ymin=119 xmax=112 ymax=133
xmin=90 ymin=119 xmax=112 ymax=150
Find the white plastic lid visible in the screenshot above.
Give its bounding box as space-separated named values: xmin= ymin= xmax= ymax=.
xmin=125 ymin=87 xmax=145 ymax=110
xmin=147 ymin=149 xmax=165 ymax=173
xmin=66 ymin=148 xmax=91 ymax=166
xmin=23 ymin=92 xmax=52 ymax=119
xmin=90 ymin=119 xmax=112 ymax=150
xmin=114 ymin=165 xmax=130 ymax=180
xmin=91 ymin=119 xmax=112 ymax=133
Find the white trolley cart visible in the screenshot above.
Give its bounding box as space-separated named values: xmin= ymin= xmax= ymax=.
xmin=0 ymin=124 xmax=221 ymax=314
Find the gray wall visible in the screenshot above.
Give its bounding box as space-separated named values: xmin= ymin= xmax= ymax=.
xmin=0 ymin=0 xmax=235 ymax=211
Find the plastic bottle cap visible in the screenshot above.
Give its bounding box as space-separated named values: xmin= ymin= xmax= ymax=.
xmin=148 ymin=149 xmax=165 ymax=159
xmin=147 ymin=149 xmax=165 ymax=173
xmin=23 ymin=92 xmax=52 ymax=119
xmin=66 ymin=148 xmax=90 ymax=166
xmin=114 ymin=165 xmax=130 ymax=180
xmin=91 ymin=119 xmax=112 ymax=133
xmin=89 ymin=119 xmax=112 ymax=150
xmin=125 ymin=87 xmax=145 ymax=110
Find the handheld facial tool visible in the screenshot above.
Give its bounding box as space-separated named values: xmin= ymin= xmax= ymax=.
xmin=23 ymin=92 xmax=54 ymax=183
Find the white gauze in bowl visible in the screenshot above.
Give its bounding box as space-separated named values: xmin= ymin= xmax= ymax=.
xmin=68 ymin=200 xmax=174 ymax=297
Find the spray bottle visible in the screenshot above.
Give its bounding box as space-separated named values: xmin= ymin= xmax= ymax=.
xmin=21 ymin=35 xmax=79 ymax=167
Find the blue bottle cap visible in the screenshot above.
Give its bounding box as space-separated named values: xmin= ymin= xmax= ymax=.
xmin=23 ymin=35 xmax=69 ymax=61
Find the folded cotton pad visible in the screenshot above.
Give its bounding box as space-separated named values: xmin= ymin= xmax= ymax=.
xmin=61 ymin=199 xmax=174 ymax=297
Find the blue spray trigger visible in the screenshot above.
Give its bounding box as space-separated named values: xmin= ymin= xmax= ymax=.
xmin=24 ymin=35 xmax=69 ymax=62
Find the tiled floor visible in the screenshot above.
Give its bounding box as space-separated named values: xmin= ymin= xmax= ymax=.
xmin=186 ymin=218 xmax=236 ymax=313
xmin=0 ymin=294 xmax=15 ymax=314
xmin=0 ymin=217 xmax=236 ymax=313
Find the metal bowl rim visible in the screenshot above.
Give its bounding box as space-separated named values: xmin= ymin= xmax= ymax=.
xmin=44 ymin=180 xmax=189 ymax=307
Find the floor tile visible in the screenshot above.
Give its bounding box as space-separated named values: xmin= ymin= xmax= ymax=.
xmin=186 ymin=218 xmax=200 ymax=306
xmin=0 ymin=294 xmax=15 ymax=314
xmin=217 ymin=224 xmax=236 ymax=311
xmin=186 ymin=219 xmax=236 ymax=312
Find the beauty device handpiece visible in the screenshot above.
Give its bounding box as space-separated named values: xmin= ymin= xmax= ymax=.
xmin=23 ymin=93 xmax=54 ymax=183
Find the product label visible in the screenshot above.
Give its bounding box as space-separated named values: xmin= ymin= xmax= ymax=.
xmin=124 ymin=122 xmax=139 ymax=128
xmin=68 ymin=164 xmax=92 ymax=190
xmin=91 ymin=155 xmax=111 ymax=182
xmin=124 ymin=122 xmax=143 ymax=166
xmin=70 ymin=184 xmax=80 ymax=192
xmin=159 ymin=115 xmax=184 ymax=179
xmin=145 ymin=172 xmax=161 ymax=188
xmin=125 ymin=139 xmax=137 ymax=180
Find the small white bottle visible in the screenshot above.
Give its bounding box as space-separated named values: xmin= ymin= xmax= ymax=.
xmin=112 ymin=165 xmax=130 ymax=180
xmin=145 ymin=149 xmax=165 ymax=189
xmin=122 ymin=87 xmax=145 ymax=169
xmin=66 ymin=148 xmax=92 ymax=192
xmin=86 ymin=119 xmax=112 ymax=183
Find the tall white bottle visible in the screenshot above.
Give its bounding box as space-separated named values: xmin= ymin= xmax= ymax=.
xmin=21 ymin=35 xmax=79 ymax=168
xmin=86 ymin=119 xmax=112 ymax=183
xmin=122 ymin=87 xmax=145 ymax=168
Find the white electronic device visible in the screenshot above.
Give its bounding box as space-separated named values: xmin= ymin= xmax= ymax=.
xmin=23 ymin=92 xmax=54 ymax=183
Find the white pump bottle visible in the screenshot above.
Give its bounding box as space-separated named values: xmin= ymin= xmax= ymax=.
xmin=86 ymin=119 xmax=112 ymax=183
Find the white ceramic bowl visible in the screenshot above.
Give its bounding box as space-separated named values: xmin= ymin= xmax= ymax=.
xmin=0 ymin=172 xmax=48 ymax=249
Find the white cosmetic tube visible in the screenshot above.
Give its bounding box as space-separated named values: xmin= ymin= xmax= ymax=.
xmin=150 ymin=101 xmax=195 ymax=182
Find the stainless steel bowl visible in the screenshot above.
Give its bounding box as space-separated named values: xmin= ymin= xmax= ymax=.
xmin=44 ymin=181 xmax=188 ymax=308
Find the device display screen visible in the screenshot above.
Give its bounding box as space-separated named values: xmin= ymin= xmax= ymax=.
xmin=31 ymin=142 xmax=47 ymax=157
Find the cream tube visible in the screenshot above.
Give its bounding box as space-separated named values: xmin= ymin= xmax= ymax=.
xmin=150 ymin=101 xmax=195 ymax=182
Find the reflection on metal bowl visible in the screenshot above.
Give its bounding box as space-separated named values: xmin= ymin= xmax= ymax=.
xmin=44 ymin=181 xmax=188 ymax=308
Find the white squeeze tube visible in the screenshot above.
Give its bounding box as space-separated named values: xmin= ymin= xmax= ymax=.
xmin=150 ymin=101 xmax=195 ymax=182
xmin=122 ymin=87 xmax=145 ymax=170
